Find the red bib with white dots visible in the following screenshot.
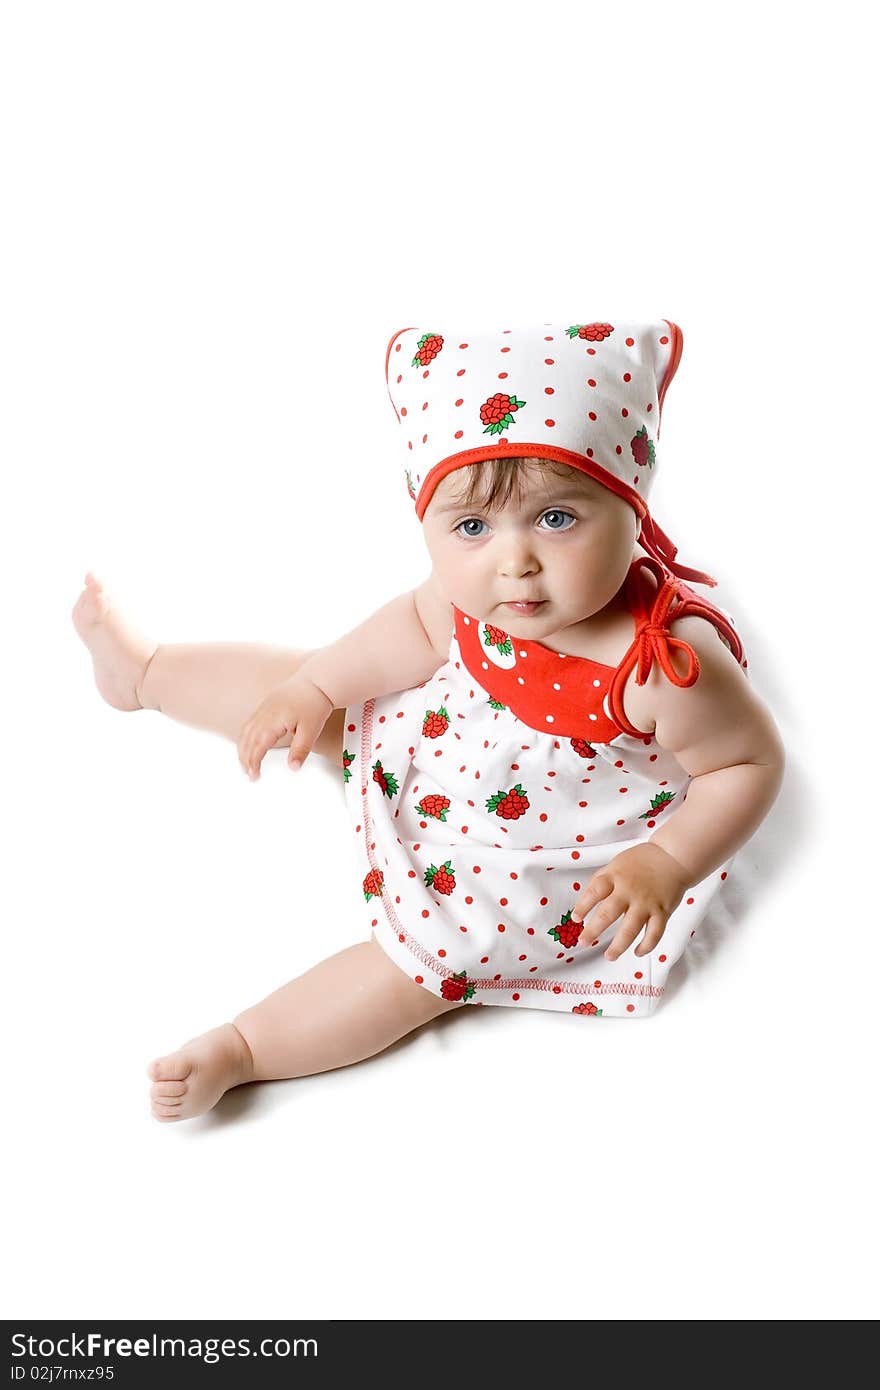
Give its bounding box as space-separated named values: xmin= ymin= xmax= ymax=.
xmin=342 ymin=557 xmax=747 ymax=1018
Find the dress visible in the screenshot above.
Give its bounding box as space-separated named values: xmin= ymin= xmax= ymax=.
xmin=342 ymin=555 xmax=747 ymax=1018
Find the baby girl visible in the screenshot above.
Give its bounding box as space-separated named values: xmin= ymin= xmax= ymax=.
xmin=72 ymin=318 xmax=785 ymax=1123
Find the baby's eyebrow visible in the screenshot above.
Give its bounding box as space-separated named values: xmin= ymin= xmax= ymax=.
xmin=435 ymin=491 xmax=597 ymax=514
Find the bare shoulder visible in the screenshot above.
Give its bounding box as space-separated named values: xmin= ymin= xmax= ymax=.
xmin=637 ymin=611 xmax=784 ymax=774
xmin=413 ymin=570 xmax=454 ymax=659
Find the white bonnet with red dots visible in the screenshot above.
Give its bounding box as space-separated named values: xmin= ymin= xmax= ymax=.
xmin=384 ymin=318 xmax=717 ymax=587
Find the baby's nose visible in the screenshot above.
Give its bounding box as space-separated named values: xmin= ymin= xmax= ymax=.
xmin=498 ymin=553 xmax=539 ymax=577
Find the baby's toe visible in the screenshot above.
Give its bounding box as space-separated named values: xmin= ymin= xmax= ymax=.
xmin=151 ymin=1106 xmax=183 ymax=1123
xmin=147 ymin=1051 xmax=193 ymax=1083
xmin=152 ymin=1080 xmax=188 ymax=1099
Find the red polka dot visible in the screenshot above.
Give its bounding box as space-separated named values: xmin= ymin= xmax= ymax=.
xmin=721 ymin=872 xmax=728 ymax=880
xmin=545 ymin=419 xmax=555 ymax=427
xmin=398 ymin=933 xmax=405 ymax=942
xmin=347 ymin=723 xmax=356 ymax=732
xmin=473 ymin=865 xmax=482 ymax=874
xmin=438 ymin=949 xmax=446 ymax=957
xmin=421 ymin=910 xmax=429 ymax=918
xmin=626 ymin=1004 xmax=635 ymax=1012
xmin=540 ymin=896 xmax=548 ymax=906
xmin=686 ymin=897 xmax=694 ymax=905
xmin=497 ymin=923 xmax=506 ymax=932
xmin=518 ymin=953 xmax=527 ymax=962
xmin=500 ymin=897 xmax=508 ymax=906
xmin=480 ymin=955 xmax=489 ymax=964
xmin=512 ymin=993 xmax=520 ymax=1001
xmin=658 ymin=954 xmax=667 ymax=962
xmin=415 ymin=975 xmax=423 ymax=984
xmin=594 ymin=979 xmax=602 ymax=987
xmin=465 ymin=895 xmax=473 ymax=904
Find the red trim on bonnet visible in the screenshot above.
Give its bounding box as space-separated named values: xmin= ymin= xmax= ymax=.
xmin=415 ymin=443 xmax=649 ymax=522
xmin=384 ymin=326 xmax=417 ymax=423
xmin=657 ymin=320 xmax=684 ymax=426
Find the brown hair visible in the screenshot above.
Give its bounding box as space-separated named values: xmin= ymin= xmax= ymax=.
xmin=446 ymin=455 xmax=593 ymax=512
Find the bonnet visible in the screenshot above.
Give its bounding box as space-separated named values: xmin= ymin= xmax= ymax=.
xmin=384 ymin=319 xmax=716 ymax=588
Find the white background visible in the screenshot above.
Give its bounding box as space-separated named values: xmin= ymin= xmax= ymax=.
xmin=2 ymin=0 xmax=876 ymax=1321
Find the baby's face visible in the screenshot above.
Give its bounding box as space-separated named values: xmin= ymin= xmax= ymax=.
xmin=422 ymin=463 xmax=639 ymax=638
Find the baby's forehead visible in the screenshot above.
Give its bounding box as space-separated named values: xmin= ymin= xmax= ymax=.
xmin=432 ymin=467 xmax=605 ymax=511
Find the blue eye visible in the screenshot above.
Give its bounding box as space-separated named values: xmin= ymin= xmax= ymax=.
xmin=455 ymin=518 xmax=488 ymax=538
xmin=539 ymin=509 xmax=575 ymax=531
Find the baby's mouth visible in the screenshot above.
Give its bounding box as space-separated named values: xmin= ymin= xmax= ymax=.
xmin=503 ymin=600 xmax=546 ymax=614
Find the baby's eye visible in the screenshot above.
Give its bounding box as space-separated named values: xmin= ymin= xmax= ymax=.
xmin=538 ymin=509 xmax=576 ymax=531
xmin=455 ymin=518 xmax=489 ymax=538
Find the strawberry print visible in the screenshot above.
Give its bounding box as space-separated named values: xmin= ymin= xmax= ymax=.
xmin=639 ymin=790 xmax=676 ymax=819
xmin=405 ymin=468 xmax=416 ymax=500
xmin=483 ymin=624 xmax=513 ymax=656
xmin=549 ymin=909 xmax=584 ymax=950
xmin=631 ymin=424 xmax=656 ymax=470
xmin=372 ymin=759 xmax=399 ymax=798
xmin=573 ymin=1001 xmax=603 ymax=1016
xmin=416 ymin=793 xmax=451 ymax=821
xmin=488 ymin=697 xmax=507 ymax=710
xmin=441 ymin=970 xmax=476 ymax=1003
xmin=570 ymin=737 xmax=597 ymax=759
xmin=411 ymin=332 xmax=443 ymax=367
xmin=422 ymin=705 xmax=450 ymax=738
xmin=363 ymin=868 xmax=384 ymax=901
xmin=486 ymin=784 xmax=530 ymax=820
xmin=424 ymin=860 xmax=456 ymax=895
xmin=342 ymin=749 xmax=355 ymax=784
xmin=480 ymin=392 xmax=526 ymax=436
xmin=566 ymin=322 xmax=614 ymax=342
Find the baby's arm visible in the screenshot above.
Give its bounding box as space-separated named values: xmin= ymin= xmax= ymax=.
xmin=238 ymin=574 xmax=453 ymax=776
xmin=569 ymin=616 xmax=786 ymax=961
xmin=644 ymin=615 xmax=786 ymax=884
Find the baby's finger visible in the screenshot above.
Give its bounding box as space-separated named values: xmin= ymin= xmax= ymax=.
xmin=288 ymin=711 xmax=330 ymax=770
xmin=605 ymin=905 xmax=649 ymax=961
xmin=634 ymin=914 xmax=667 ymax=958
xmin=244 ymin=724 xmax=283 ymax=779
xmin=582 ymin=890 xmax=626 ymax=939
xmin=570 ymin=872 xmax=614 ymax=923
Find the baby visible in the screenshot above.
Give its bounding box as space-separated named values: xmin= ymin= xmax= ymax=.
xmin=72 ymin=318 xmax=785 ymax=1123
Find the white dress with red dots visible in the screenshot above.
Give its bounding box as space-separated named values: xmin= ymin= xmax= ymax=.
xmin=342 ymin=555 xmax=748 ymax=1018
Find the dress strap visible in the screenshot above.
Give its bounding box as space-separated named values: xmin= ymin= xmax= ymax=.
xmin=606 ymin=555 xmax=745 ymax=736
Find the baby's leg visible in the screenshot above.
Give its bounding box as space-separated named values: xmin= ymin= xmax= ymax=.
xmin=72 ymin=571 xmax=344 ymax=764
xmin=148 ymin=935 xmax=463 ymax=1122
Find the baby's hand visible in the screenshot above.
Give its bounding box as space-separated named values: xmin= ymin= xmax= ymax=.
xmin=238 ymin=673 xmax=334 ymax=781
xmin=570 ymin=843 xmax=690 ymax=961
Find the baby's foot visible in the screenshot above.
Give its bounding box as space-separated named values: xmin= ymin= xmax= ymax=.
xmin=147 ymin=1023 xmax=255 ymax=1122
xmin=71 ymin=571 xmax=158 ymax=711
